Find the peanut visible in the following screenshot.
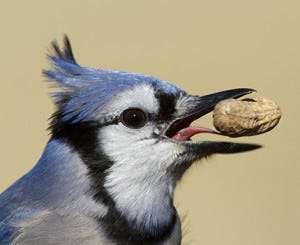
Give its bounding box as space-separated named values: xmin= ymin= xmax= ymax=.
xmin=213 ymin=95 xmax=281 ymax=137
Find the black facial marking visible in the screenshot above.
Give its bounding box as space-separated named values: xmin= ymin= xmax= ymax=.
xmin=99 ymin=205 xmax=177 ymax=245
xmin=51 ymin=112 xmax=177 ymax=244
xmin=51 ymin=120 xmax=114 ymax=206
xmin=154 ymin=89 xmax=178 ymax=121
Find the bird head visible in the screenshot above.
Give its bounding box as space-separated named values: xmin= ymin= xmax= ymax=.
xmin=44 ymin=36 xmax=260 ymax=239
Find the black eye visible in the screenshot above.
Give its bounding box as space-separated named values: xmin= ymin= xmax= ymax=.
xmin=121 ymin=108 xmax=148 ymax=129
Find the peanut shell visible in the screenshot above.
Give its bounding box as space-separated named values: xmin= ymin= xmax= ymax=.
xmin=213 ymin=95 xmax=281 ymax=137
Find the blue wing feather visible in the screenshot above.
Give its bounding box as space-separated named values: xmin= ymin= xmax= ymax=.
xmin=0 ymin=225 xmax=14 ymax=244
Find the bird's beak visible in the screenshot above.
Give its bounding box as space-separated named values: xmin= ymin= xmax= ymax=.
xmin=165 ymin=88 xmax=261 ymax=154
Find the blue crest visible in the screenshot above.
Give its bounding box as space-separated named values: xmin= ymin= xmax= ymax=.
xmin=44 ymin=35 xmax=182 ymax=130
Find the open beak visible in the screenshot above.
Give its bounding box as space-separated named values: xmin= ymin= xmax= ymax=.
xmin=165 ymin=88 xmax=261 ymax=154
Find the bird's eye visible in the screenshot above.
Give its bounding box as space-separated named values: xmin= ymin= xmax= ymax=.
xmin=121 ymin=108 xmax=148 ymax=129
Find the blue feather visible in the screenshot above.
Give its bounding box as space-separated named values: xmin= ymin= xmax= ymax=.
xmin=0 ymin=226 xmax=14 ymax=245
xmin=44 ymin=36 xmax=183 ymax=126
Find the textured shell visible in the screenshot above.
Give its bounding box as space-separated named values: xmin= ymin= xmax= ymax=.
xmin=213 ymin=95 xmax=281 ymax=137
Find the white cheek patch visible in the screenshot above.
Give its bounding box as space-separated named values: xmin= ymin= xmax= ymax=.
xmin=98 ymin=125 xmax=185 ymax=230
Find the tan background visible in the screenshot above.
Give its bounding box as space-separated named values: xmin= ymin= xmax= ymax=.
xmin=0 ymin=0 xmax=299 ymax=244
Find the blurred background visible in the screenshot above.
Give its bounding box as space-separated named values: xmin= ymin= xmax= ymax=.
xmin=0 ymin=0 xmax=299 ymax=244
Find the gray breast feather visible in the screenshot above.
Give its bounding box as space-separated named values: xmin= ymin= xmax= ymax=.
xmin=12 ymin=210 xmax=182 ymax=245
xmin=12 ymin=209 xmax=112 ymax=245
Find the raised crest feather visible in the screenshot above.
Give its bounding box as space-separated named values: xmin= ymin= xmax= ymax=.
xmin=43 ymin=35 xmax=103 ymax=86
xmin=44 ymin=35 xmax=182 ymax=132
xmin=51 ymin=35 xmax=77 ymax=64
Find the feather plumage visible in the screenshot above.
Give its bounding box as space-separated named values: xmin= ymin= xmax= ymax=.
xmin=44 ymin=35 xmax=181 ymax=133
xmin=0 ymin=36 xmax=259 ymax=245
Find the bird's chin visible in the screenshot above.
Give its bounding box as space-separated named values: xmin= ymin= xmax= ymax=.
xmin=165 ymin=138 xmax=261 ymax=181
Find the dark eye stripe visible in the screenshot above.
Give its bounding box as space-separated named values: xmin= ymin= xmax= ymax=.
xmin=154 ymin=90 xmax=180 ymax=121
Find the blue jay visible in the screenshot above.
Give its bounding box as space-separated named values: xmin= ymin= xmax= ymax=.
xmin=0 ymin=36 xmax=260 ymax=244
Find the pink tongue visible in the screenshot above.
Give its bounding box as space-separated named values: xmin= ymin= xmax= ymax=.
xmin=171 ymin=126 xmax=215 ymax=141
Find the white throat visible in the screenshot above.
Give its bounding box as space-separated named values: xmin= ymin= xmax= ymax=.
xmin=100 ymin=127 xmax=183 ymax=232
